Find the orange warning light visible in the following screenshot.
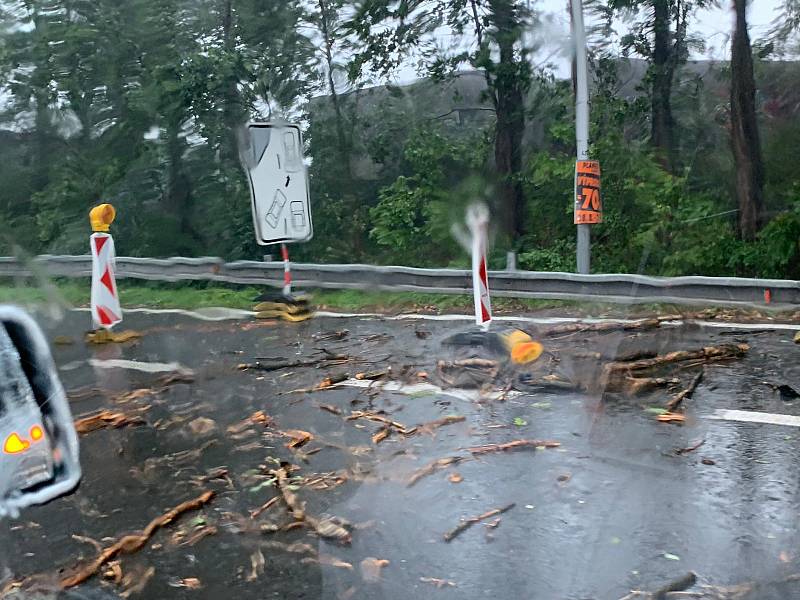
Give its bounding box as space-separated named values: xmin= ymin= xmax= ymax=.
xmin=30 ymin=425 xmax=44 ymax=441
xmin=4 ymin=432 xmax=31 ymax=454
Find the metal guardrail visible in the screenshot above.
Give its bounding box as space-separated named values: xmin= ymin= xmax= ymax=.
xmin=1 ymin=255 xmax=799 ymax=307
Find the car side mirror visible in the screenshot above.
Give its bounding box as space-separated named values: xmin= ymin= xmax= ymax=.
xmin=0 ymin=306 xmax=81 ymax=518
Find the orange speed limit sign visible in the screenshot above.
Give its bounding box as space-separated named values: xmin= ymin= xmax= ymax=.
xmin=574 ymin=160 xmax=602 ymax=224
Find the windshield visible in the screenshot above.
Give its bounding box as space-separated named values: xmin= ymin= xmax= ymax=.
xmin=0 ymin=0 xmax=799 ymax=599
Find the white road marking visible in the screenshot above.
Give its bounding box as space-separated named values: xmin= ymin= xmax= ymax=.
xmin=334 ymin=378 xmax=521 ymax=402
xmin=70 ymin=307 xmax=800 ymax=333
xmin=73 ymin=307 xmax=254 ymax=321
xmin=709 ymin=409 xmax=800 ymax=428
xmin=88 ymin=358 xmax=192 ymax=374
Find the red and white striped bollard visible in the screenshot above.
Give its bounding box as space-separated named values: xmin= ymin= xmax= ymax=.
xmin=466 ymin=204 xmax=492 ymax=329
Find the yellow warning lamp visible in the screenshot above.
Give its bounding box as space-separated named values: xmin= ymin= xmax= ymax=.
xmin=500 ymin=329 xmax=545 ymax=365
xmin=2 ymin=425 xmax=45 ymax=455
xmin=89 ymin=203 xmax=116 ymax=233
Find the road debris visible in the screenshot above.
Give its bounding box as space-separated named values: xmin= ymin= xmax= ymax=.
xmin=407 ymin=456 xmax=465 ymax=487
xmin=74 ymin=409 xmax=146 ymax=434
xmin=85 ymin=329 xmax=143 ymax=344
xmin=247 ymin=550 xmax=265 ymax=582
xmin=355 ymin=369 xmax=389 ymax=380
xmin=544 ymin=319 xmax=661 ymax=337
xmin=623 ymin=377 xmax=682 ymax=395
xmin=120 ymin=565 xmax=155 ymax=598
xmin=618 ymin=571 xmax=697 ymax=600
xmin=282 ymin=429 xmax=313 ymax=449
xmin=448 ymin=472 xmax=463 ymax=483
xmin=420 ymin=577 xmax=457 ymax=588
xmin=444 ymin=503 xmax=516 ymax=542
xmin=271 ymin=466 xmax=351 ymax=543
xmin=188 ymin=417 xmax=217 ymax=436
xmin=467 ymin=440 xmax=560 ymax=455
xmin=360 ymin=557 xmax=389 ymax=583
xmin=60 ymin=490 xmax=214 ymax=588
xmin=665 ymin=370 xmax=704 ymax=412
xmin=604 ymin=344 xmax=748 ymax=377
xmin=250 ymin=496 xmax=280 ymax=519
xmin=656 ymin=412 xmax=686 ymax=424
xmin=347 ymin=410 xmax=416 ymax=436
xmin=313 ymin=329 xmax=349 ymax=342
xmin=765 ymin=382 xmax=800 ymax=400
xmin=417 ymin=415 xmax=466 ymax=435
xmin=674 ymin=439 xmax=706 ymax=455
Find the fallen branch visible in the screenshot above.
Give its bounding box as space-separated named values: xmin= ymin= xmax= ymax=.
xmin=545 ymin=319 xmax=661 ymax=337
xmin=250 ymin=496 xmax=280 ymax=519
xmin=674 ymin=439 xmax=705 ymax=455
xmin=271 ymin=467 xmax=351 ymax=544
xmin=347 ymin=411 xmax=416 ymax=436
xmin=665 ymin=370 xmax=704 ymax=412
xmin=74 ymin=410 xmax=146 ymax=434
xmin=443 ymin=503 xmax=515 ymax=542
xmin=604 ymin=344 xmax=748 ymax=377
xmin=623 ymin=377 xmax=682 ymax=395
xmin=467 ymin=440 xmax=560 ymax=455
xmin=417 ymin=415 xmax=466 ymax=435
xmin=407 ymin=456 xmax=465 ymax=487
xmin=60 ymin=491 xmax=214 ymax=588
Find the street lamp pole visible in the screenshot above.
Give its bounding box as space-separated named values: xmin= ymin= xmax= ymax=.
xmin=571 ymin=0 xmax=591 ymax=274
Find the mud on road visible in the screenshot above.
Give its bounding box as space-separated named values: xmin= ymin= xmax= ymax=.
xmin=1 ymin=309 xmax=799 ymax=600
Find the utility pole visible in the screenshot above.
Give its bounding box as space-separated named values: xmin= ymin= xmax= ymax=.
xmin=570 ymin=0 xmax=590 ymax=274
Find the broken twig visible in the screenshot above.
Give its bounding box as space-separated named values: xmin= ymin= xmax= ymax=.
xmin=443 ymin=503 xmax=515 ymax=542
xmin=467 ymin=440 xmax=560 ymax=455
xmin=665 ymin=370 xmax=704 ymax=412
xmin=60 ymin=491 xmax=214 ymax=588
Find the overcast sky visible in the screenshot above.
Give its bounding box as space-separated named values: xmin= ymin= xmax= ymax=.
xmin=393 ymin=0 xmax=785 ymax=82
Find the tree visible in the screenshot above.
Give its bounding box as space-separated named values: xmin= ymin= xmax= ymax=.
xmin=349 ymin=0 xmax=533 ymax=244
xmin=609 ymin=0 xmax=708 ymax=171
xmin=730 ymin=0 xmax=764 ymax=240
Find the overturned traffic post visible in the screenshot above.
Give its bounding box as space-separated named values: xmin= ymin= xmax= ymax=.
xmin=241 ymin=122 xmax=314 ymax=322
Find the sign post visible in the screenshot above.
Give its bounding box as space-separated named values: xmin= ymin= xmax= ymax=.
xmin=241 ymin=122 xmax=314 ymax=320
xmin=570 ymin=0 xmax=592 ymax=273
xmin=241 ymin=122 xmax=313 ymax=246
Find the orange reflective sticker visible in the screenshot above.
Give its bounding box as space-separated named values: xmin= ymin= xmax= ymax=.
xmin=30 ymin=425 xmax=44 ymax=441
xmin=4 ymin=432 xmax=30 ymax=454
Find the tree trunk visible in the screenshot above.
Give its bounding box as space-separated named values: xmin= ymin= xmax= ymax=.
xmin=318 ymin=0 xmax=348 ymax=158
xmin=488 ymin=0 xmax=526 ymax=243
xmin=220 ymin=0 xmax=242 ymax=166
xmin=650 ymin=0 xmax=675 ymax=171
xmin=730 ymin=0 xmax=765 ymax=240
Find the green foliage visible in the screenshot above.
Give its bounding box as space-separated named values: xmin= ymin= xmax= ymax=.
xmin=0 ymin=0 xmax=797 ymax=281
xmin=369 ymin=127 xmax=490 ymax=265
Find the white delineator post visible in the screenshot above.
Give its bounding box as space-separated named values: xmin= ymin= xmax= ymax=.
xmin=466 ymin=204 xmax=492 ymax=329
xmin=90 ymin=232 xmax=122 ymax=329
xmin=281 ymin=243 xmax=292 ymax=296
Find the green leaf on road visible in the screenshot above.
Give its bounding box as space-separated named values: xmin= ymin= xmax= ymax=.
xmin=513 ymin=417 xmax=527 ymax=426
xmin=645 ymin=407 xmax=669 ymax=415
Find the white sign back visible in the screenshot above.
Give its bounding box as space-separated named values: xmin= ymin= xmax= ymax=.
xmin=242 ymin=122 xmax=313 ymax=245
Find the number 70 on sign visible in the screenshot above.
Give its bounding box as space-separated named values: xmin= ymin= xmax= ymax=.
xmin=573 ymin=160 xmax=603 ymax=225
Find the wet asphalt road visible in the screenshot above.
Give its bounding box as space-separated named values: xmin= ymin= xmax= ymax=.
xmin=1 ymin=308 xmax=799 ymax=600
